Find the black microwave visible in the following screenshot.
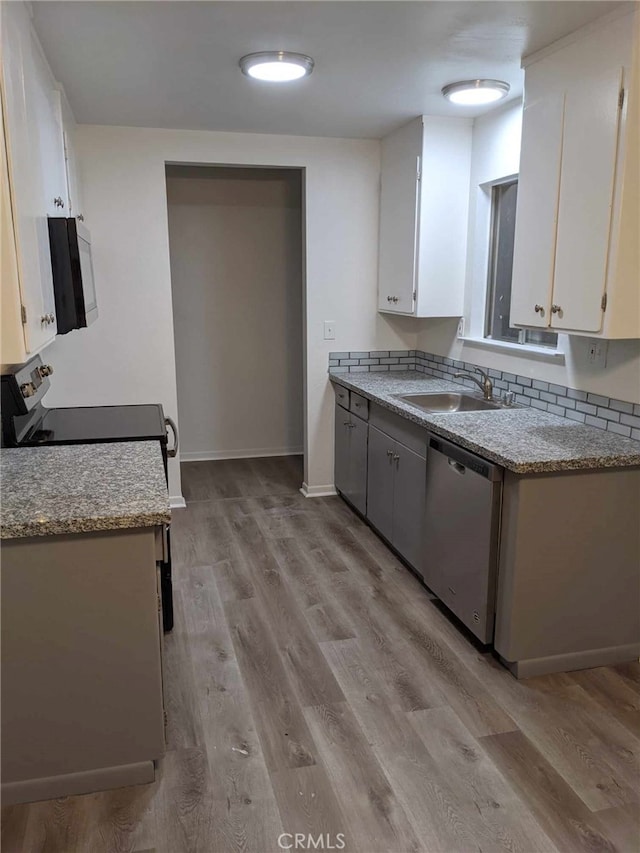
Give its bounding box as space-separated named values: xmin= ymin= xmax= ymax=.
xmin=48 ymin=217 xmax=98 ymax=334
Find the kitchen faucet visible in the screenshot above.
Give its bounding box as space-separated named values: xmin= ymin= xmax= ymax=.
xmin=453 ymin=367 xmax=494 ymax=401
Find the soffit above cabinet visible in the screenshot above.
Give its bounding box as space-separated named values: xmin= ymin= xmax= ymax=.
xmin=30 ymin=0 xmax=631 ymax=139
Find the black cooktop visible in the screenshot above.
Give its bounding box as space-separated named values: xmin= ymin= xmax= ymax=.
xmin=21 ymin=404 xmax=167 ymax=446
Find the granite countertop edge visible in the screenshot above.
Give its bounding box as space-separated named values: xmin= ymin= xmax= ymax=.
xmin=330 ymin=373 xmax=640 ymax=474
xmin=1 ymin=509 xmax=172 ymax=541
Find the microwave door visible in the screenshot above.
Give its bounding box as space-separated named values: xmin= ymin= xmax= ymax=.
xmin=77 ymin=233 xmax=98 ymax=326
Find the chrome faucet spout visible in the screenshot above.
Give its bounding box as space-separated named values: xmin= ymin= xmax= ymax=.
xmin=453 ymin=368 xmax=494 ymax=401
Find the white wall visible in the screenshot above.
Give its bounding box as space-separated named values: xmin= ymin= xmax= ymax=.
xmin=416 ymin=100 xmax=640 ymax=404
xmin=44 ymin=124 xmax=416 ymax=500
xmin=166 ymin=166 xmax=303 ymax=461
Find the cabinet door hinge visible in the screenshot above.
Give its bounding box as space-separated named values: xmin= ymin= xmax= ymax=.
xmin=412 ymin=290 xmax=417 ymax=303
xmin=601 ymin=293 xmax=608 ymax=312
xmin=618 ymin=89 xmax=625 ymax=110
xmin=20 ymin=304 xmax=27 ymax=325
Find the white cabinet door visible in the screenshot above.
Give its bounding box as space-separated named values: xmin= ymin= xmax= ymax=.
xmin=61 ymin=107 xmax=84 ymax=219
xmin=378 ymin=117 xmax=421 ymax=314
xmin=29 ymin=37 xmax=68 ymax=218
xmin=551 ymin=66 xmax=623 ymax=333
xmin=1 ymin=2 xmax=57 ymax=353
xmin=510 ymin=94 xmax=564 ymax=330
xmin=415 ymin=118 xmax=471 ymax=318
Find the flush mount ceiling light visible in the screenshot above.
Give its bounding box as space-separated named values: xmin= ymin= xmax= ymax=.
xmin=239 ymin=51 xmax=314 ymax=82
xmin=442 ymin=79 xmax=510 ymax=106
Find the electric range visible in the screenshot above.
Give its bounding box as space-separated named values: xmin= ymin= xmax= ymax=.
xmin=1 ymin=354 xmax=177 ymax=631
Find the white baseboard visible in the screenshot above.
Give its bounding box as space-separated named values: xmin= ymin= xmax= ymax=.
xmin=300 ymin=482 xmax=338 ymax=498
xmin=169 ymin=495 xmax=187 ymax=510
xmin=181 ymin=447 xmax=303 ymax=462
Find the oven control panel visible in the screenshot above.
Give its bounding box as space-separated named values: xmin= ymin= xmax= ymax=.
xmin=1 ymin=354 xmax=52 ymax=415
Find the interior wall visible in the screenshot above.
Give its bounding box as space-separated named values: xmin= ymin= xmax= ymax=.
xmin=166 ymin=166 xmax=303 ymax=460
xmin=43 ymin=124 xmax=417 ymax=500
xmin=416 ymin=100 xmax=640 ymax=404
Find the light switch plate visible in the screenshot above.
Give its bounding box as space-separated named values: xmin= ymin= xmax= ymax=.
xmin=587 ymin=339 xmax=608 ymax=367
xmin=323 ymin=321 xmax=336 ymax=341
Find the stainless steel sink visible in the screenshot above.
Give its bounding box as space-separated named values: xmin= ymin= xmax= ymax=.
xmin=397 ymin=392 xmax=501 ymax=413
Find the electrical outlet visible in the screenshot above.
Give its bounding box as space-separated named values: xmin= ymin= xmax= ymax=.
xmin=457 ymin=317 xmax=465 ymax=338
xmin=587 ymin=338 xmax=608 ymax=367
xmin=323 ymin=321 xmax=336 ymax=341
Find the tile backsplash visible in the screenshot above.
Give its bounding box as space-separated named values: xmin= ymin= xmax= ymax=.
xmin=329 ymin=350 xmax=640 ymax=441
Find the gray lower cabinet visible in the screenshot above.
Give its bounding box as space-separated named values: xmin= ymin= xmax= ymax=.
xmin=1 ymin=526 xmax=165 ymax=805
xmin=367 ymin=423 xmax=426 ymax=576
xmin=334 ymin=404 xmax=368 ymax=514
xmin=392 ymin=442 xmax=427 ymax=575
xmin=366 ymin=424 xmax=395 ymax=540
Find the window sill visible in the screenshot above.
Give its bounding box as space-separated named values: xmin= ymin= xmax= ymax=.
xmin=459 ymin=336 xmax=566 ymax=364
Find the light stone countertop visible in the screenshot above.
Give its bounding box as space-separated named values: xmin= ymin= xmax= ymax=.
xmin=1 ymin=441 xmax=171 ymax=540
xmin=330 ymin=371 xmax=640 ymax=474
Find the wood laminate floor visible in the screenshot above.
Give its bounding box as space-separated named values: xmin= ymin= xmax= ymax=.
xmin=2 ymin=456 xmax=639 ymax=853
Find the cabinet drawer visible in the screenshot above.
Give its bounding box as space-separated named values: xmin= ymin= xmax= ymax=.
xmin=333 ymin=384 xmax=349 ymax=409
xmin=369 ymin=403 xmax=428 ymax=459
xmin=350 ymin=392 xmax=369 ymax=421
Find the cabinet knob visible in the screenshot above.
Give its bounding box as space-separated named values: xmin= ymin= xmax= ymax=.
xmin=77 ymin=214 xmax=84 ymax=222
xmin=53 ymin=196 xmax=65 ymax=208
xmin=20 ymin=382 xmax=36 ymax=398
xmin=343 ymin=421 xmax=350 ymax=427
xmin=39 ymin=364 xmax=54 ymax=377
xmin=534 ymin=304 xmax=544 ymax=314
xmin=386 ymin=449 xmax=393 ymax=457
xmin=551 ymin=304 xmax=562 ymax=314
xmin=40 ymin=314 xmax=50 ymax=325
xmin=393 ymin=454 xmax=400 ymax=462
xmin=387 ymin=296 xmax=392 ymax=302
xmin=392 ymin=296 xmax=399 ymax=303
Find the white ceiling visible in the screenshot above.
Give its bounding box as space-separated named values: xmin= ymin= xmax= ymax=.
xmin=32 ymin=1 xmax=633 ymax=139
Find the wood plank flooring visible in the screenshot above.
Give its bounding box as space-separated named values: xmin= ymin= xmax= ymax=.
xmin=2 ymin=456 xmax=639 ymax=853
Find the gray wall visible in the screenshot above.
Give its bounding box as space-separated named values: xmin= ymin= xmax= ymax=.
xmin=166 ymin=166 xmax=303 ymax=460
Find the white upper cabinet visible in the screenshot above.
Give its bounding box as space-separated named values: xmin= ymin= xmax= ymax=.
xmin=511 ymin=9 xmax=640 ymax=339
xmin=29 ymin=36 xmax=68 ymax=217
xmin=1 ymin=1 xmax=83 ymax=363
xmin=1 ymin=1 xmax=57 ymax=357
xmin=378 ymin=116 xmax=472 ymax=318
xmin=60 ymin=90 xmax=85 ymax=220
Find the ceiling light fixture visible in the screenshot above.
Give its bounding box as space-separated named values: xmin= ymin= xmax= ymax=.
xmin=239 ymin=51 xmax=314 ymax=82
xmin=442 ymin=79 xmax=510 ymax=106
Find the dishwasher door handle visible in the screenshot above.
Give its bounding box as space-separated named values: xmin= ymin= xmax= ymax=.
xmin=447 ymin=458 xmax=466 ymax=476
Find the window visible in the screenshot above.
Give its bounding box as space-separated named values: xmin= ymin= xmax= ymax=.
xmin=485 ymin=180 xmax=557 ymax=348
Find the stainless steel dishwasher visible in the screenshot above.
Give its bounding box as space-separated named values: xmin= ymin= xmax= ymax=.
xmin=423 ymin=436 xmax=503 ymax=642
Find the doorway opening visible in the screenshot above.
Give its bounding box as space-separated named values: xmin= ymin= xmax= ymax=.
xmin=165 ymin=165 xmax=305 ymax=492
